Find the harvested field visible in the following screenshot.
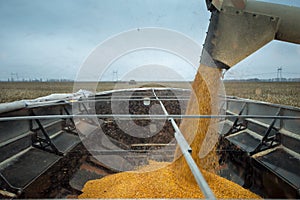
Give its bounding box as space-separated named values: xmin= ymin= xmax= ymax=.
xmin=0 ymin=82 xmax=73 ymax=103
xmin=0 ymin=82 xmax=190 ymax=103
xmin=0 ymin=81 xmax=299 ymax=108
xmin=224 ymin=81 xmax=300 ymax=108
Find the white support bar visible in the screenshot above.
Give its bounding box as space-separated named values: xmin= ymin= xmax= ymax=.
xmin=171 ymin=119 xmax=192 ymax=153
xmin=0 ymin=114 xmax=299 ymax=122
xmin=151 ymin=89 xmax=216 ymax=200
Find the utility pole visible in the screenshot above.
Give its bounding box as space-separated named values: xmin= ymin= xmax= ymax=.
xmin=277 ymin=67 xmax=282 ymax=82
xmin=10 ymin=72 xmax=19 ymax=82
xmin=113 ymin=70 xmax=118 ymax=82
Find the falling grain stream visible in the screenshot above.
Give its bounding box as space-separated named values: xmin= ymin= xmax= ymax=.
xmin=79 ymin=65 xmax=260 ymax=198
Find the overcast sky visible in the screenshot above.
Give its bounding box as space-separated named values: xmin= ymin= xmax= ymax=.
xmin=0 ymin=0 xmax=299 ymax=81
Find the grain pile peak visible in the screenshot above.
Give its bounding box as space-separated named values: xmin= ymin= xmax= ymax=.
xmin=79 ymin=65 xmax=260 ymax=199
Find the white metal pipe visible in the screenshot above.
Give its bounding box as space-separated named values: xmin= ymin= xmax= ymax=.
xmin=0 ymin=114 xmax=299 ymax=122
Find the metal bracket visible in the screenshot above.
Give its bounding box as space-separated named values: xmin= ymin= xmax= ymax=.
xmin=224 ymin=102 xmax=247 ymax=136
xmin=62 ymin=106 xmax=77 ymax=134
xmin=78 ymin=101 xmax=98 ymax=126
xmin=251 ymin=108 xmax=281 ymax=155
xmin=30 ymin=112 xmax=63 ymax=156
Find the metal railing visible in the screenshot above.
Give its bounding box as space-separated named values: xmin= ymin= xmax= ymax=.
xmin=0 ymin=114 xmax=299 ymax=122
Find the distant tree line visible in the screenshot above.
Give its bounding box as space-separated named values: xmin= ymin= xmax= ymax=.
xmin=5 ymin=78 xmax=74 ymax=82
xmin=224 ymin=78 xmax=300 ymax=82
xmin=2 ymin=77 xmax=300 ymax=83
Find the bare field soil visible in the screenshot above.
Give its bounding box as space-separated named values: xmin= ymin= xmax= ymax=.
xmin=0 ymin=81 xmax=299 ymax=107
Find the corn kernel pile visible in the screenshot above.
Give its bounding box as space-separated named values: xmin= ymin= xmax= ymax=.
xmin=79 ymin=65 xmax=261 ymax=199
xmin=80 ymin=160 xmax=259 ymax=198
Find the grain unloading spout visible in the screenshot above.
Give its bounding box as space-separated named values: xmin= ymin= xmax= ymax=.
xmin=202 ymin=0 xmax=300 ymax=69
